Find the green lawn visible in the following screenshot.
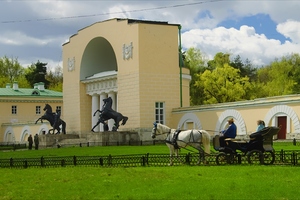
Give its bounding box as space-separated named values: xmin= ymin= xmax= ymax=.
xmin=1 ymin=142 xmax=299 ymax=200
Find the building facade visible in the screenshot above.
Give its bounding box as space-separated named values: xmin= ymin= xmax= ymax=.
xmin=0 ymin=82 xmax=63 ymax=143
xmin=62 ymin=18 xmax=191 ymax=140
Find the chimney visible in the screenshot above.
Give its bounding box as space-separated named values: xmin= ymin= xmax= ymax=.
xmin=38 ymin=82 xmax=45 ymax=91
xmin=34 ymin=83 xmax=38 ymax=89
xmin=6 ymin=83 xmax=11 ymax=88
xmin=13 ymin=82 xmax=18 ymax=91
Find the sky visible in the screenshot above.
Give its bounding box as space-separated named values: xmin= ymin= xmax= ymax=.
xmin=0 ymin=0 xmax=300 ymax=70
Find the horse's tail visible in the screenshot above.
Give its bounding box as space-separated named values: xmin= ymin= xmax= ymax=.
xmin=61 ymin=120 xmax=66 ymax=134
xmin=121 ymin=116 xmax=128 ymax=125
xmin=201 ymin=130 xmax=211 ymax=154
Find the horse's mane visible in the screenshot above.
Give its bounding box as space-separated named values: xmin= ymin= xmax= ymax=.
xmin=157 ymin=123 xmax=176 ymax=134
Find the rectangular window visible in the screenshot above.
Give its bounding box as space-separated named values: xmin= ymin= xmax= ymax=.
xmin=12 ymin=105 xmax=17 ymax=114
xmin=36 ymin=106 xmax=41 ymax=114
xmin=155 ymin=102 xmax=165 ymax=124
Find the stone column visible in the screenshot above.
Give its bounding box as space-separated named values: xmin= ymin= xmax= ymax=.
xmin=99 ymin=93 xmax=108 ymax=132
xmin=91 ymin=94 xmax=99 ymax=132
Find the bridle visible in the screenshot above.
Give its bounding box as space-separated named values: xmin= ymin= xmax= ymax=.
xmin=152 ymin=122 xmax=171 ymax=139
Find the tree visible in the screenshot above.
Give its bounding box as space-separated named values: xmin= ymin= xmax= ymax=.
xmin=25 ymin=61 xmax=50 ymax=88
xmin=184 ymin=47 xmax=207 ymax=105
xmin=255 ymin=55 xmax=297 ymax=97
xmin=46 ymin=66 xmax=63 ymax=92
xmin=0 ymin=56 xmax=30 ymax=88
xmin=195 ymin=63 xmax=252 ymax=104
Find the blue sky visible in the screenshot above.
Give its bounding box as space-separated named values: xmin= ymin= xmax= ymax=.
xmin=0 ymin=0 xmax=299 ymax=68
xmin=219 ymin=13 xmax=290 ymax=43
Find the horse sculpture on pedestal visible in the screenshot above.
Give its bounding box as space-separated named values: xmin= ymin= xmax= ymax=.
xmin=35 ymin=104 xmax=66 ymax=134
xmin=91 ymin=97 xmax=128 ymax=132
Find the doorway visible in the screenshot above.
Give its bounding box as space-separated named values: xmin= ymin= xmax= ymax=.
xmin=277 ymin=116 xmax=287 ymax=139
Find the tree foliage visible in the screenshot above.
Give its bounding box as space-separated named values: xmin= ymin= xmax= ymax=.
xmin=0 ymin=56 xmax=30 ymax=88
xmin=255 ymin=53 xmax=300 ymax=97
xmin=184 ymin=47 xmax=207 ymax=105
xmin=46 ymin=66 xmax=63 ymax=92
xmin=196 ymin=63 xmax=252 ymax=104
xmin=25 ymin=61 xmax=50 ymax=88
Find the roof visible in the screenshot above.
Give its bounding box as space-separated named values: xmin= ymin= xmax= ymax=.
xmin=0 ymin=88 xmax=62 ymax=97
xmin=63 ymin=18 xmax=180 ymax=46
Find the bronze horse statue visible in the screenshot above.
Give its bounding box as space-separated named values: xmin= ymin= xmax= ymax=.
xmin=91 ymin=97 xmax=128 ymax=132
xmin=35 ymin=104 xmax=66 ymax=134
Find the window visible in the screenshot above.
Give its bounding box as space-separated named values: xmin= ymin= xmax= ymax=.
xmin=12 ymin=105 xmax=17 ymax=114
xmin=36 ymin=106 xmax=41 ymax=114
xmin=155 ymin=102 xmax=165 ymax=124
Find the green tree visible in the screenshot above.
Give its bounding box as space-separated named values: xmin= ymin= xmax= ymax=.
xmin=256 ymin=55 xmax=297 ymax=97
xmin=46 ymin=66 xmax=63 ymax=92
xmin=25 ymin=61 xmax=50 ymax=88
xmin=184 ymin=47 xmax=207 ymax=105
xmin=0 ymin=56 xmax=30 ymax=88
xmin=195 ymin=63 xmax=252 ymax=104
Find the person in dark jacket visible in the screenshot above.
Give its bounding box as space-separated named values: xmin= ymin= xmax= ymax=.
xmin=219 ymin=118 xmax=237 ymax=147
xmin=34 ymin=134 xmax=39 ymax=150
xmin=28 ymin=134 xmax=33 ymax=150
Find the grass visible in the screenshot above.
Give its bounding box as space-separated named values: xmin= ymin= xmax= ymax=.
xmin=0 ymin=165 xmax=299 ymax=199
xmin=1 ymin=142 xmax=299 ymax=199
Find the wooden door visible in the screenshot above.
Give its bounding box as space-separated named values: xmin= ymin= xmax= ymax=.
xmin=277 ymin=116 xmax=287 ymax=139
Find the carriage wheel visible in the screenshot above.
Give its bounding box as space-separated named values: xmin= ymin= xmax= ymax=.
xmin=263 ymin=151 xmax=275 ymax=165
xmin=247 ymin=150 xmax=263 ymax=164
xmin=216 ymin=152 xmax=229 ymax=165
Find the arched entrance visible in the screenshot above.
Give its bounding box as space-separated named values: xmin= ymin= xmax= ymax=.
xmin=81 ymin=37 xmax=119 ymax=131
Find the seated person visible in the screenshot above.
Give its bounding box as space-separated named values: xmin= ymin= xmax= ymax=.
xmin=219 ymin=118 xmax=237 ymax=147
xmin=256 ymin=120 xmax=265 ymax=132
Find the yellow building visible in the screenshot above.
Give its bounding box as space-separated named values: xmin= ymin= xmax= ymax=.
xmin=0 ymin=82 xmax=63 ymax=143
xmin=172 ymin=95 xmax=300 ymax=140
xmin=62 ymin=18 xmax=190 ymax=140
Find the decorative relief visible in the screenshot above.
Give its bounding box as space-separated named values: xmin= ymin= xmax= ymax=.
xmin=68 ymin=57 xmax=75 ymax=72
xmin=123 ymin=42 xmax=133 ymax=60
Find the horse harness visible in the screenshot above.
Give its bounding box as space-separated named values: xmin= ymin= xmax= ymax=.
xmin=166 ymin=129 xmax=203 ymax=150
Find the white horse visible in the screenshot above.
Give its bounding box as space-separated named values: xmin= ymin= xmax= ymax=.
xmin=151 ymin=123 xmax=211 ymax=166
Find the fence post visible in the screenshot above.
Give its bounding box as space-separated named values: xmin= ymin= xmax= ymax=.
xmin=280 ymin=149 xmax=284 ymax=162
xmin=73 ymin=156 xmax=77 ymax=166
xmin=108 ymin=154 xmax=112 ymax=166
xmin=10 ymin=158 xmax=13 ymax=167
xmin=41 ymin=156 xmax=45 ymax=167
xmin=99 ymin=157 xmax=103 ymax=166
xmin=61 ymin=159 xmax=65 ymax=167
xmin=185 ymin=153 xmax=190 ymax=165
xmin=141 ymin=156 xmax=145 ymax=166
xmin=24 ymin=159 xmax=28 ymax=168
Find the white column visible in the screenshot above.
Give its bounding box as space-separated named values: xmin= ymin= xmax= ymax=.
xmin=99 ymin=93 xmax=108 ymax=132
xmin=91 ymin=94 xmax=99 ymax=132
xmin=108 ymin=92 xmax=116 ymax=131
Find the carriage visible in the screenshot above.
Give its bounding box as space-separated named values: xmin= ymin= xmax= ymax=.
xmin=213 ymin=126 xmax=281 ymax=165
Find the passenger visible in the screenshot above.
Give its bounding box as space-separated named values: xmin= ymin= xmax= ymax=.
xmin=219 ymin=118 xmax=237 ymax=147
xmin=256 ymin=120 xmax=265 ymax=132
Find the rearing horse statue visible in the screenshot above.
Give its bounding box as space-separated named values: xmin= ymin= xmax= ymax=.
xmin=35 ymin=104 xmax=66 ymax=134
xmin=91 ymin=97 xmax=128 ymax=132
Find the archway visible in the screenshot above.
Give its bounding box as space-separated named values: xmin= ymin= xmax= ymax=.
xmin=215 ymin=109 xmax=246 ymax=135
xmin=264 ymin=105 xmax=300 ymax=137
xmin=80 ymin=37 xmax=117 ymax=80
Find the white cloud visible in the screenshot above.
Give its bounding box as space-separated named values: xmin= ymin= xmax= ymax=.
xmin=182 ymin=24 xmax=300 ymax=66
xmin=277 ymin=20 xmax=300 ymax=44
